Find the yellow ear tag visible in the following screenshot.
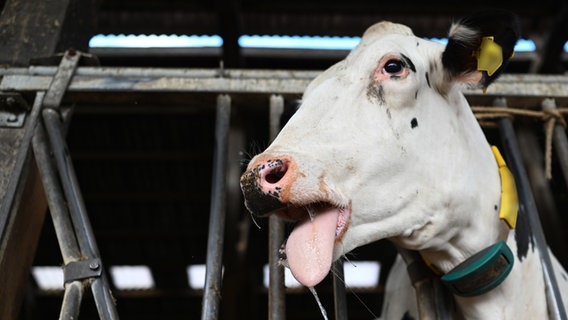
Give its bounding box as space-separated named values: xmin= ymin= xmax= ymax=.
xmin=472 ymin=36 xmax=503 ymax=76
xmin=491 ymin=146 xmax=518 ymax=229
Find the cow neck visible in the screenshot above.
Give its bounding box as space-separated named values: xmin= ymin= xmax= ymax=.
xmin=423 ymin=146 xmax=519 ymax=297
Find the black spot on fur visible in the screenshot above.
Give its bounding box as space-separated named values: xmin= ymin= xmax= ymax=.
xmin=411 ymin=118 xmax=418 ymax=129
xmin=494 ymin=204 xmax=498 ymax=211
xmin=415 ymin=90 xmax=419 ymax=99
xmin=400 ymin=53 xmax=416 ymax=73
xmin=515 ymin=204 xmax=534 ymax=261
xmin=425 ymin=72 xmax=431 ymax=88
xmin=386 ymin=108 xmax=392 ymax=119
xmin=391 ymin=75 xmax=401 ymax=80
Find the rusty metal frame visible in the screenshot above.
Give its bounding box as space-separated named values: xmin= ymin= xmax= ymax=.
xmin=1 ymin=65 xmax=567 ymax=319
xmin=201 ymin=94 xmax=232 ymax=320
xmin=3 ymin=51 xmax=119 ymax=320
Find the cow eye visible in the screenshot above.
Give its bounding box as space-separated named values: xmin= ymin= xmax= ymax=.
xmin=384 ymin=59 xmax=404 ymax=74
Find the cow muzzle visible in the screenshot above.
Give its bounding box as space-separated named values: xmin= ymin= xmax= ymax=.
xmin=241 ymin=154 xmax=353 ymax=287
xmin=240 ymin=156 xmax=292 ymax=217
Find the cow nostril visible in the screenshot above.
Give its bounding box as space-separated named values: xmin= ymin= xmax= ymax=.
xmin=265 ymin=169 xmax=285 ymax=184
xmin=263 ymin=160 xmax=288 ymax=185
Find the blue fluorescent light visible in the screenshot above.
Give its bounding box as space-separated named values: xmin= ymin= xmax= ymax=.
xmin=430 ymin=38 xmax=449 ymax=45
xmin=238 ymin=35 xmax=361 ymax=50
xmin=515 ymin=39 xmax=536 ymax=52
xmin=89 ymin=34 xmax=223 ymax=48
xmin=89 ymin=34 xmax=548 ymax=53
xmin=240 ymin=36 xmax=538 ymax=52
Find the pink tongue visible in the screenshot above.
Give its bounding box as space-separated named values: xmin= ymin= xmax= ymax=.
xmin=285 ymin=207 xmax=339 ymax=287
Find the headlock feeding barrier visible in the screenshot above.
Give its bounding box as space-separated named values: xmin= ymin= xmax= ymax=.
xmin=0 ymin=51 xmax=567 ymax=319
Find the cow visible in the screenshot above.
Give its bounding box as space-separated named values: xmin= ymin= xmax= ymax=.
xmin=240 ymin=11 xmax=568 ymax=319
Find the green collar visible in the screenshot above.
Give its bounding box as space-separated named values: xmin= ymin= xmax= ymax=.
xmin=439 ymin=146 xmax=518 ymax=297
xmin=441 ymin=240 xmax=514 ymax=296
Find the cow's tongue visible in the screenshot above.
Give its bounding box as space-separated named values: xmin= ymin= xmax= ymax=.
xmin=285 ymin=207 xmax=339 ymax=287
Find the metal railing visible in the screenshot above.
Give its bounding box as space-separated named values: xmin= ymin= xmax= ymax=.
xmin=0 ymin=59 xmax=567 ymax=319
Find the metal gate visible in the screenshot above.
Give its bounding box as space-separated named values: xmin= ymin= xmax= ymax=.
xmin=1 ymin=51 xmax=567 ymax=319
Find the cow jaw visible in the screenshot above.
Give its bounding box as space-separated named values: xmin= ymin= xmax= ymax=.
xmin=274 ymin=203 xmax=351 ymax=287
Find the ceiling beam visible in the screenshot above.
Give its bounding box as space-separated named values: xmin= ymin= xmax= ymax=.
xmin=0 ymin=0 xmax=100 ymax=66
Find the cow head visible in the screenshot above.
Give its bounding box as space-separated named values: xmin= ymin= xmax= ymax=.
xmin=240 ymin=11 xmax=520 ymax=287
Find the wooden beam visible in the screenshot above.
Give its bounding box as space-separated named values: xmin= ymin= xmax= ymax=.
xmin=0 ymin=157 xmax=47 ymax=320
xmin=0 ymin=0 xmax=100 ymax=66
xmin=217 ymin=0 xmax=243 ymax=68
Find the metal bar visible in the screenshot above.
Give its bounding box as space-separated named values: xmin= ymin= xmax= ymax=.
xmin=201 ymin=94 xmax=231 ymax=320
xmin=32 ymin=120 xmax=81 ymax=264
xmin=332 ymin=260 xmax=348 ymax=320
xmin=496 ymin=98 xmax=568 ymax=320
xmin=0 ymin=66 xmax=320 ymax=80
xmin=0 ymin=74 xmax=314 ymax=95
xmin=42 ymin=51 xmax=81 ymax=109
xmin=42 ymin=107 xmax=119 ymax=320
xmin=542 ymin=98 xmax=568 ymax=187
xmin=59 ymin=281 xmax=84 ymax=320
xmin=398 ymin=248 xmax=452 ymax=320
xmin=34 ymin=52 xmax=83 ymax=259
xmin=268 ymin=95 xmax=286 ymax=320
xmin=1 ymin=69 xmax=567 ymax=100
xmin=516 ymin=127 xmax=568 ymax=261
xmin=42 ymin=108 xmax=99 ymax=259
xmin=90 ymin=277 xmax=118 ymax=319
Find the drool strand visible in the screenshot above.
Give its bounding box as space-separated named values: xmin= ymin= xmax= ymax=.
xmin=307 ymin=205 xmax=317 ymax=221
xmin=308 ymin=286 xmax=329 ymax=320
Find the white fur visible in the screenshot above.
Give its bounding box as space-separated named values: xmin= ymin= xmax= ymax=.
xmin=248 ymin=21 xmax=568 ymax=319
xmin=448 ymin=23 xmax=480 ymax=44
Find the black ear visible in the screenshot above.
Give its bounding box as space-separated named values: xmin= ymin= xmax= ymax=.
xmin=442 ymin=11 xmax=521 ymax=88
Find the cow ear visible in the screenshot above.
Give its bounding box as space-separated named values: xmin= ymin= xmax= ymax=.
xmin=442 ymin=11 xmax=521 ymax=89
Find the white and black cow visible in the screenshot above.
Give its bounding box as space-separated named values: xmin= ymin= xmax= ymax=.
xmin=240 ymin=11 xmax=568 ymax=319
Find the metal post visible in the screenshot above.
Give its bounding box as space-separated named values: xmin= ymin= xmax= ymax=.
xmin=42 ymin=51 xmax=81 ymax=109
xmin=42 ymin=109 xmax=99 ymax=258
xmin=542 ymin=98 xmax=568 ymax=186
xmin=398 ymin=248 xmax=452 ymax=320
xmin=496 ymin=98 xmax=568 ymax=320
xmin=201 ymin=94 xmax=231 ymax=320
xmin=42 ymin=107 xmax=119 ymax=320
xmin=33 ymin=118 xmax=86 ymax=319
xmin=332 ymin=260 xmax=348 ymax=320
xmin=268 ymin=95 xmax=286 ymax=320
xmin=59 ymin=281 xmax=84 ymax=320
xmin=32 ymin=119 xmax=81 ymax=265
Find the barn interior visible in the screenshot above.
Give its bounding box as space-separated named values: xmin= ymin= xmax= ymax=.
xmin=0 ymin=1 xmax=567 ymax=319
